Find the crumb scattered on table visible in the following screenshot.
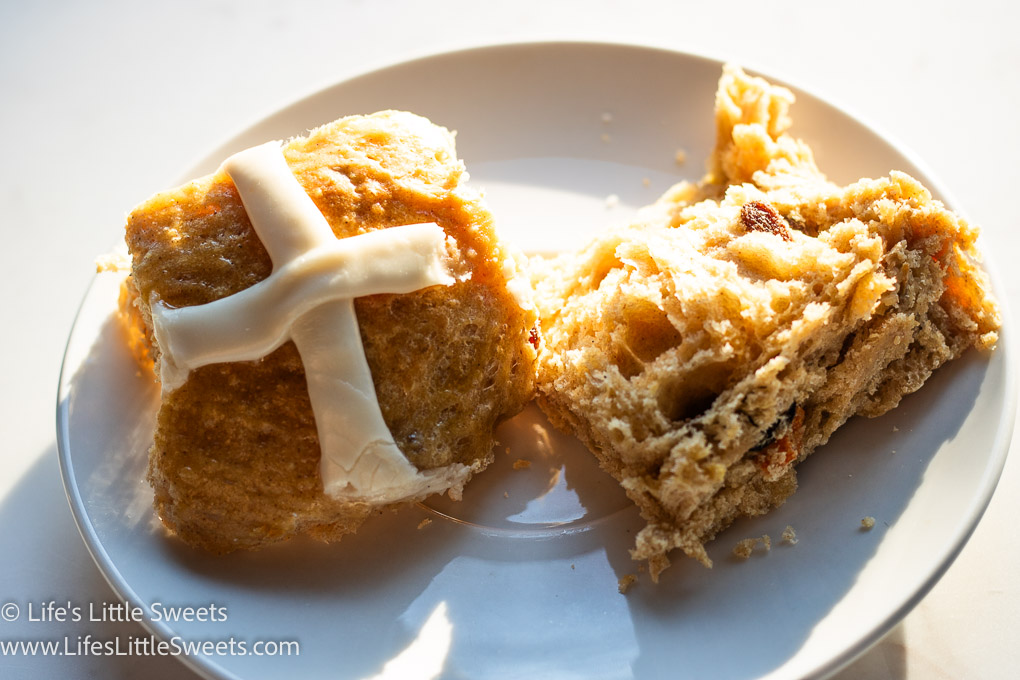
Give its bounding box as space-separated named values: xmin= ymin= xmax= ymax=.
xmin=674 ymin=148 xmax=687 ymax=165
xmin=618 ymin=573 xmax=637 ymax=594
xmin=512 ymin=458 xmax=531 ymax=470
xmin=781 ymin=525 xmax=798 ymax=545
xmin=417 ymin=518 xmax=432 ymax=530
xmin=860 ymin=516 xmax=876 ymax=530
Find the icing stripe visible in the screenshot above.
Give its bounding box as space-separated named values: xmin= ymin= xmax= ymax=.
xmin=151 ymin=141 xmax=467 ymax=501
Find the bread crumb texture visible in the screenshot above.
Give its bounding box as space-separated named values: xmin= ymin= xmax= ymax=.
xmin=733 ymin=534 xmax=771 ymax=560
xmin=533 ymin=65 xmax=1000 ymax=581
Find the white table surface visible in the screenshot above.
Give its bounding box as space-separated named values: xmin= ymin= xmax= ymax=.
xmin=2 ymin=1 xmax=1017 ymax=678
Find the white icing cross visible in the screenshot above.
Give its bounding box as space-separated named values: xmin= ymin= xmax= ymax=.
xmin=150 ymin=142 xmax=471 ymax=501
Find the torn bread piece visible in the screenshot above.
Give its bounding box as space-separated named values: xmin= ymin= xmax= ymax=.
xmin=533 ymin=65 xmax=1000 ymax=580
xmin=121 ymin=110 xmax=538 ymax=552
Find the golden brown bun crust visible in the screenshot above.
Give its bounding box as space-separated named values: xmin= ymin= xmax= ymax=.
xmin=533 ymin=66 xmax=1000 ymax=580
xmin=123 ymin=111 xmax=538 ymax=552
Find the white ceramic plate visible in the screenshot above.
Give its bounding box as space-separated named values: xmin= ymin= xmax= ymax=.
xmin=58 ymin=42 xmax=1014 ymax=680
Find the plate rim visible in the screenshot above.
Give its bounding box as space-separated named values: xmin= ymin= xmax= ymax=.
xmin=56 ymin=39 xmax=1017 ymax=680
xmin=56 ymin=272 xmax=233 ymax=680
